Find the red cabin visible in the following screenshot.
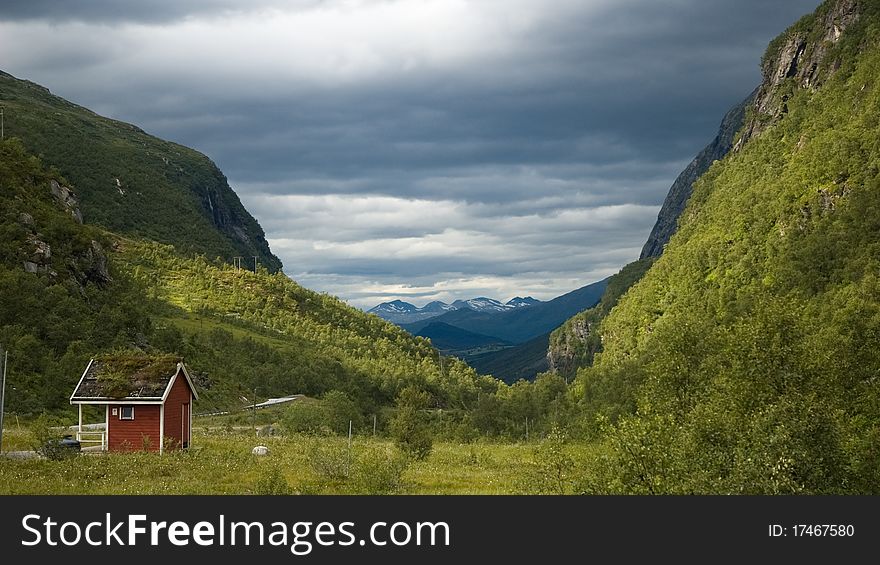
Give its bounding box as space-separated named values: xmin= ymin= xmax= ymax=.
xmin=69 ymin=354 xmax=198 ymax=454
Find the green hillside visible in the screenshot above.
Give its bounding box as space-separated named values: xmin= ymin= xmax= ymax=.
xmin=119 ymin=239 xmax=467 ymax=410
xmin=0 ymin=139 xmax=152 ymax=412
xmin=0 ymin=70 xmax=281 ymax=272
xmin=0 ymin=137 xmax=486 ymax=419
xmin=548 ymin=258 xmax=654 ymax=380
xmin=574 ymin=0 xmax=880 ymax=493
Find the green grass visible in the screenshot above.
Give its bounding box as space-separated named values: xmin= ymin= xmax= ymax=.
xmin=0 ymin=429 xmax=566 ymax=495
xmin=0 ymin=427 xmax=33 ymax=452
xmin=165 ymin=315 xmax=300 ymax=355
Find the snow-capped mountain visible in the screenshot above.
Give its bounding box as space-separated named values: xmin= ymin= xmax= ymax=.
xmin=422 ymin=300 xmax=457 ymax=313
xmin=372 ymin=299 xmax=418 ymax=313
xmin=368 ymin=296 xmax=542 ymax=324
xmin=451 ymin=297 xmax=509 ymax=313
xmin=506 ymin=296 xmax=541 ymax=308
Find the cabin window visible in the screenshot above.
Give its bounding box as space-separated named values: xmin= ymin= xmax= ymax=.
xmin=119 ymin=406 xmax=135 ymax=420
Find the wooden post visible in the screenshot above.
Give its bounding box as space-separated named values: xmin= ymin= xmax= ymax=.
xmin=0 ymin=348 xmax=6 ymax=453
xmin=252 ymin=388 xmax=257 ymax=437
xmin=347 ymin=419 xmax=353 ymax=474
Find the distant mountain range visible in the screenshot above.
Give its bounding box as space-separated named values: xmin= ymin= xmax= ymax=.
xmin=368 ymin=296 xmax=541 ymax=324
xmin=376 ymin=278 xmax=608 ymax=381
xmin=402 ymin=279 xmax=608 ymax=345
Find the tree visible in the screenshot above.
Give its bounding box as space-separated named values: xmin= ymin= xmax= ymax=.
xmin=389 ymin=386 xmax=433 ymax=460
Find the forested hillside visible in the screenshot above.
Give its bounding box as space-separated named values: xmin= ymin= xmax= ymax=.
xmin=573 ymin=0 xmax=880 ymax=493
xmin=0 ymin=139 xmax=151 ymax=412
xmin=0 ymin=70 xmax=281 ymax=271
xmin=0 ymin=98 xmax=576 ymax=443
xmin=547 ymin=258 xmax=654 ymax=380
xmin=0 ymin=137 xmax=486 ymax=418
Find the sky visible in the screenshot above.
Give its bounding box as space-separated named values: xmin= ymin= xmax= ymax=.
xmin=0 ymin=0 xmax=821 ymax=309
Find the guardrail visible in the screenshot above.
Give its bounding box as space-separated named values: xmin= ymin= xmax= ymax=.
xmin=76 ymin=430 xmax=106 ymax=451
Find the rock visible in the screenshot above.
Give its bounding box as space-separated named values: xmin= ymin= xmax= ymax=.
xmin=66 ymin=240 xmax=112 ymax=291
xmin=49 ymin=179 xmax=84 ymax=224
xmin=83 ymin=240 xmax=111 ymax=284
xmin=18 ymin=212 xmax=34 ymax=226
xmin=27 ymin=236 xmax=51 ymax=262
xmin=548 ymin=316 xmax=599 ymax=379
xmin=252 ymin=445 xmax=270 ymax=456
xmin=257 ymin=425 xmax=277 ymax=437
xmin=736 ymin=0 xmax=860 ymax=150
xmin=233 ymin=225 xmax=251 ymax=244
xmin=642 ymin=0 xmax=861 ymax=261
xmin=23 ymin=236 xmax=52 ymax=274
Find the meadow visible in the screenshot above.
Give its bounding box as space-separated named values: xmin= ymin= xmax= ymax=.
xmin=0 ymin=427 xmax=592 ymax=495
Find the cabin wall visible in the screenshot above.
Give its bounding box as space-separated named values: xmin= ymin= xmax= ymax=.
xmin=107 ymin=404 xmax=161 ymax=452
xmin=163 ymin=373 xmax=193 ymax=450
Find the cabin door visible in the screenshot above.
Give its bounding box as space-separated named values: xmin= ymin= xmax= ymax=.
xmin=181 ymin=403 xmax=190 ymax=448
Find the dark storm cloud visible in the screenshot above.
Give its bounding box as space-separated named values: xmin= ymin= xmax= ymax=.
xmin=0 ymin=0 xmax=822 ymax=307
xmin=0 ymin=0 xmax=320 ymax=24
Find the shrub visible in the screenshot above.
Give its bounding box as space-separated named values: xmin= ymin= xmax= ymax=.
xmin=351 ymin=445 xmax=409 ymax=494
xmin=389 ymin=387 xmax=433 ymax=460
xmin=30 ymin=414 xmax=78 ymax=461
xmin=253 ymin=465 xmax=290 ymax=495
xmin=307 ymin=438 xmax=351 ymax=482
xmin=519 ymin=427 xmax=576 ymax=495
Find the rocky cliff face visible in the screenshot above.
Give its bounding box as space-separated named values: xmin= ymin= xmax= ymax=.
xmin=547 ymin=314 xmax=596 ymax=377
xmin=735 ymin=0 xmax=860 ymax=150
xmin=641 ymin=0 xmax=861 ymax=260
xmin=18 ymin=175 xmax=111 ymax=288
xmin=0 ymin=71 xmax=283 ymax=273
xmin=640 ymin=92 xmax=754 ymax=259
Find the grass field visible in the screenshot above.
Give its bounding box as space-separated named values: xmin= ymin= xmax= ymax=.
xmin=0 ymin=427 xmax=591 ymax=495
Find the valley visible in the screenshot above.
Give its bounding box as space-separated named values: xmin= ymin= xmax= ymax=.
xmin=2 ymin=0 xmax=880 ymax=495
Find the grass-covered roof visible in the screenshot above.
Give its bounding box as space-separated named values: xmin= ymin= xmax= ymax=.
xmin=71 ymin=353 xmax=183 ymax=400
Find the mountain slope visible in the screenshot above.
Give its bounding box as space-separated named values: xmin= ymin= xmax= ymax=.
xmin=507 ymin=297 xmax=540 ymax=308
xmin=640 ymin=90 xmax=755 ymax=259
xmin=578 ymin=0 xmax=880 ymax=494
xmin=0 ymin=70 xmax=281 ymax=272
xmin=415 ymin=322 xmax=509 ymax=352
xmin=450 ymin=297 xmax=509 ymax=312
xmin=119 ymin=240 xmax=452 ymax=409
xmin=402 ymin=278 xmax=608 ymax=344
xmin=468 ymin=333 xmax=551 ymax=384
xmin=0 ymin=137 xmax=482 ymax=418
xmin=0 ymin=138 xmax=154 ymax=412
xmin=547 ymin=258 xmax=654 ymax=379
xmin=367 ymin=300 xmax=434 ymax=324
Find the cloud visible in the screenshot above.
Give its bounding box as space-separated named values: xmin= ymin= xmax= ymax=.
xmin=248 ymin=193 xmax=658 ymax=307
xmin=0 ymin=0 xmax=823 ymax=308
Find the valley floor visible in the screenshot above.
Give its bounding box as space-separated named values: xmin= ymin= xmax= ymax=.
xmin=0 ymin=429 xmax=587 ymax=495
